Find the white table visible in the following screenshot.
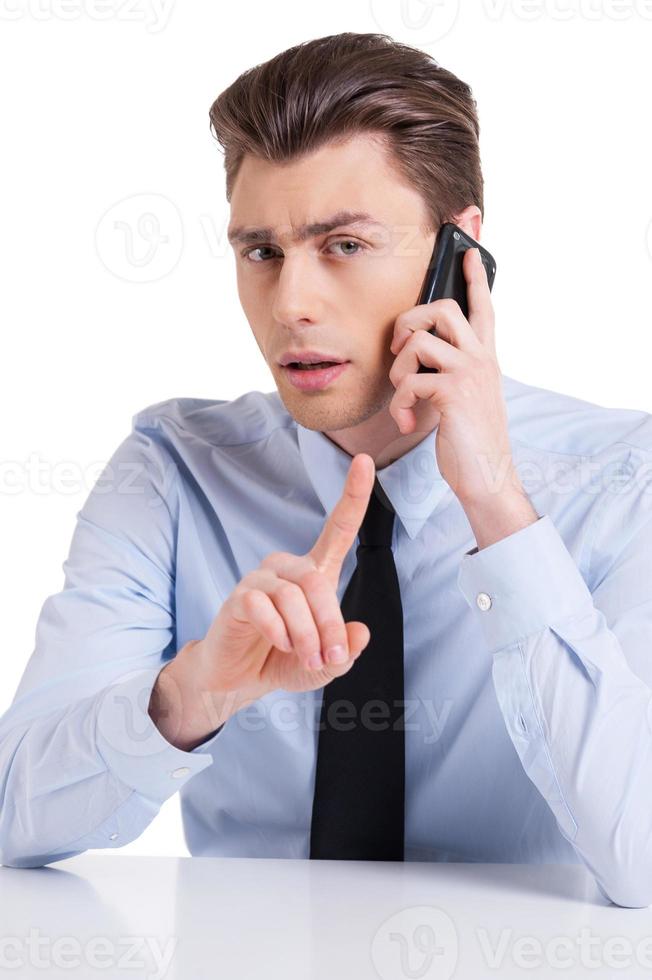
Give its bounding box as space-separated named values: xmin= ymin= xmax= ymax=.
xmin=1 ymin=855 xmax=652 ymax=978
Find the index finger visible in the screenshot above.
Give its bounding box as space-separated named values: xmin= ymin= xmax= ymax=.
xmin=309 ymin=452 xmax=376 ymax=576
xmin=465 ymin=247 xmax=494 ymax=341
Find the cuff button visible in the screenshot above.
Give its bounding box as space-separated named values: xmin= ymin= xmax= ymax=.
xmin=171 ymin=766 xmax=191 ymax=779
xmin=476 ymin=592 xmax=492 ymax=611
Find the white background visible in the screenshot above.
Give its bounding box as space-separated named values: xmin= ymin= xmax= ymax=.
xmin=1 ymin=0 xmax=651 ymax=857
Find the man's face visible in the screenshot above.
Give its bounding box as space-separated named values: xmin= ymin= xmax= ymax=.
xmin=227 ymin=133 xmax=437 ymax=436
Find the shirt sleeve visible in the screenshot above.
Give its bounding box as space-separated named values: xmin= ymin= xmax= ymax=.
xmin=457 ymin=492 xmax=652 ymax=909
xmin=0 ymin=421 xmax=227 ymax=869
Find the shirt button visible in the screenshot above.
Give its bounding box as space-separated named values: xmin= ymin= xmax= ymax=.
xmin=476 ymin=592 xmax=492 ymax=611
xmin=171 ymin=767 xmax=191 ymax=779
xmin=109 ymin=833 xmax=118 ymax=841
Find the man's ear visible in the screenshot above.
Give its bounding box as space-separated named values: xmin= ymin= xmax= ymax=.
xmin=452 ymin=204 xmax=482 ymax=242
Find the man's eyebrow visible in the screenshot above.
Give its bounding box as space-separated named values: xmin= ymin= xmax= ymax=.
xmin=227 ymin=210 xmax=381 ymax=246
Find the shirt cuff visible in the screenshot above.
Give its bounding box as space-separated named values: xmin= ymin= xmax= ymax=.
xmin=456 ymin=513 xmax=594 ymax=654
xmin=95 ymin=667 xmax=226 ymax=804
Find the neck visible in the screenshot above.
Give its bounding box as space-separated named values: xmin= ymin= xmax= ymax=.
xmin=323 ymin=401 xmax=440 ymax=470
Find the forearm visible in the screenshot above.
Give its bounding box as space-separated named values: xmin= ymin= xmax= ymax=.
xmin=0 ymin=692 xmax=154 ymax=867
xmin=0 ymin=665 xmax=220 ymax=867
xmin=491 ymin=606 xmax=652 ymax=908
xmin=148 ymin=640 xmax=259 ymax=751
xmin=458 ymin=512 xmax=652 ymax=908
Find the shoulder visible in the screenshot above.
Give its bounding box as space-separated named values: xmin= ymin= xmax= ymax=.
xmin=130 ymin=389 xmax=296 ymax=449
xmin=503 ymin=373 xmax=652 ymax=461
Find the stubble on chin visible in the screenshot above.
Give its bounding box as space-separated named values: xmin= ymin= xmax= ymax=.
xmin=277 ymin=368 xmax=394 ymax=433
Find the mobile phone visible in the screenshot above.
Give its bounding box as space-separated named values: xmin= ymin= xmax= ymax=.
xmin=415 ymin=223 xmax=496 ymax=374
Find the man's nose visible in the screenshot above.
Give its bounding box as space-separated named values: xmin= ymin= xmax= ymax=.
xmin=271 ymin=252 xmax=324 ymax=326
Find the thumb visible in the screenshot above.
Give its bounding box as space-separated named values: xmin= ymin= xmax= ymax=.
xmin=320 ymin=621 xmax=370 ymax=679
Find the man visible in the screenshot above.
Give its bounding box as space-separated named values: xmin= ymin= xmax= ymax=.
xmin=1 ymin=32 xmax=652 ymax=909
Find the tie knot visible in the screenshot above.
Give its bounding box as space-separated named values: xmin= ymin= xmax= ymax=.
xmin=358 ymin=478 xmax=395 ymax=547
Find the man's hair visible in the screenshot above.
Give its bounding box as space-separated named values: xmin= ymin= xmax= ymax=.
xmin=208 ymin=32 xmax=484 ymax=234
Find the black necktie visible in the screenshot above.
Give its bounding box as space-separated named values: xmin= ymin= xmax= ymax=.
xmin=310 ymin=476 xmax=405 ymax=860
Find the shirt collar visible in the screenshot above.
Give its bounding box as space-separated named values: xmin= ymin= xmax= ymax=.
xmin=296 ymin=416 xmax=449 ymax=541
xmin=295 ymin=374 xmax=520 ymax=541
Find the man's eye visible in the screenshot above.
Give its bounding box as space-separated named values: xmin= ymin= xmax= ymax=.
xmin=242 ymin=239 xmax=365 ymax=263
xmin=327 ymin=239 xmax=364 ymax=257
xmin=242 ymin=246 xmax=278 ymax=263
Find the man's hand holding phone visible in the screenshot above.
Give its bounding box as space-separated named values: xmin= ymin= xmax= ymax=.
xmin=388 ymin=245 xmax=515 ymax=507
xmin=150 ymin=453 xmax=376 ymax=750
xmin=388 ymin=243 xmax=539 ymax=550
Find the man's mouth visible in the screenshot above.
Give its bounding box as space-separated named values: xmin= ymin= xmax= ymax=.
xmin=281 ymin=360 xmax=350 ymax=391
xmin=287 ymin=361 xmax=340 ymax=371
xmin=278 ymin=350 xmax=348 ymax=368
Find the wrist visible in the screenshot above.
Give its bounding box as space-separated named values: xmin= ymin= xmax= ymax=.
xmin=149 ymin=641 xmax=256 ymax=752
xmin=462 ymin=488 xmax=540 ymax=551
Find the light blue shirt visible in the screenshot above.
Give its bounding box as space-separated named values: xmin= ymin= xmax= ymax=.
xmin=1 ymin=374 xmax=652 ymax=907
